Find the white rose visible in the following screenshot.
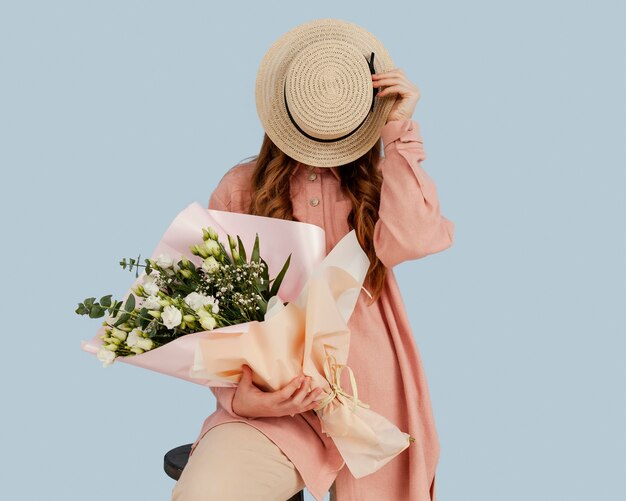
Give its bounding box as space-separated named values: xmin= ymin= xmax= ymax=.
xmin=162 ymin=305 xmax=182 ymax=329
xmin=97 ymin=346 xmax=117 ymax=367
xmin=202 ymin=256 xmax=220 ymax=273
xmin=184 ymin=292 xmax=211 ymax=311
xmin=143 ymin=280 xmax=160 ymax=296
xmin=143 ymin=272 xmax=159 ymax=284
xmin=142 ymin=295 xmax=162 ymax=310
xmin=126 ymin=328 xmax=143 ymax=348
xmin=136 ymin=338 xmax=154 ymax=351
xmin=155 ymin=253 xmax=174 ymax=268
xmin=197 ymin=309 xmax=217 ymax=331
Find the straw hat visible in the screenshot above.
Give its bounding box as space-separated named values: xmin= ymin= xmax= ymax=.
xmin=255 ymin=18 xmax=396 ymax=168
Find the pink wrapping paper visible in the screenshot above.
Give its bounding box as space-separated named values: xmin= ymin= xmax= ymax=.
xmin=80 ymin=201 xmax=412 ymax=477
xmin=80 ymin=201 xmax=326 ymax=387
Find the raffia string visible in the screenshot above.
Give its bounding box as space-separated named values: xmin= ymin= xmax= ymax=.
xmin=314 ymin=352 xmax=370 ymax=413
xmin=313 ymin=343 xmax=417 ymax=444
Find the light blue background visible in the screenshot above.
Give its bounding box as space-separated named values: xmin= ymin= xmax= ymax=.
xmin=1 ymin=1 xmax=624 ymax=500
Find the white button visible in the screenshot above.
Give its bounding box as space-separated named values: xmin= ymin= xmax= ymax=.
xmin=308 ymin=172 xmax=317 ymax=181
xmin=309 ymin=197 xmax=319 ymax=207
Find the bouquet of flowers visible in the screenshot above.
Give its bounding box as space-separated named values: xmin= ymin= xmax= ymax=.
xmin=79 ymin=202 xmax=414 ymax=478
xmin=76 ymin=225 xmax=291 ymax=368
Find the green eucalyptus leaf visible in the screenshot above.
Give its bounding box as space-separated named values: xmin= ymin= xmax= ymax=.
xmin=124 ymin=294 xmax=136 ymax=312
xmin=113 ymin=312 xmax=131 ymax=327
xmin=111 ymin=301 xmax=122 ymax=318
xmin=75 ymin=303 xmax=89 ymax=315
xmin=89 ymin=305 xmax=106 ymax=318
xmin=99 ymin=295 xmax=113 ymax=307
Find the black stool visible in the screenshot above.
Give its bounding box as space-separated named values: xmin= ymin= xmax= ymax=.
xmin=164 ymin=443 xmax=304 ymax=501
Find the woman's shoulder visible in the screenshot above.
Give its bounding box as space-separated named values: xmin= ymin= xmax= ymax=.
xmin=220 ymin=158 xmax=257 ymax=193
xmin=210 ymin=158 xmax=257 ymax=212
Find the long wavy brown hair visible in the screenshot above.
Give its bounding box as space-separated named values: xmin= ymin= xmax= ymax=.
xmin=244 ymin=133 xmax=387 ymax=306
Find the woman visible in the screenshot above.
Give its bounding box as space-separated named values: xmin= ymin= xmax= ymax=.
xmin=172 ymin=19 xmax=455 ymax=501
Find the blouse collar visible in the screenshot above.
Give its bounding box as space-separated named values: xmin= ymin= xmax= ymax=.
xmin=290 ymin=162 xmax=341 ymax=181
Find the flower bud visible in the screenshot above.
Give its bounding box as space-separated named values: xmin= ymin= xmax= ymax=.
xmin=111 ymin=327 xmax=127 ymax=341
xmin=137 ymin=338 xmax=154 ymax=351
xmin=130 ymin=347 xmax=145 ymax=355
xmin=204 ymin=239 xmax=220 ymax=257
xmin=197 ymin=309 xmax=217 ymax=330
xmin=105 ymin=343 xmax=118 ymax=351
xmin=181 ymin=269 xmax=192 ymax=279
xmin=202 ymin=228 xmax=211 ymax=241
xmin=183 ymin=314 xmax=195 ymax=323
xmin=207 ymin=227 xmax=219 ymax=241
xmin=148 ymin=310 xmax=161 ymax=319
xmin=181 ymin=255 xmax=190 ymax=268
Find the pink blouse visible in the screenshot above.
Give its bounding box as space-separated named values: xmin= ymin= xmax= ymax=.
xmin=189 ymin=118 xmax=455 ymax=501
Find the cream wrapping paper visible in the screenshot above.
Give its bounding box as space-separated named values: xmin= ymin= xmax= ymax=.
xmin=190 ymin=224 xmax=413 ymax=479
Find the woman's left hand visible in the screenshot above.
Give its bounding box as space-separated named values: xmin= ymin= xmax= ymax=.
xmin=372 ymin=68 xmax=421 ymax=123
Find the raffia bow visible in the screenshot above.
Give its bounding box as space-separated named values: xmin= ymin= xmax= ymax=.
xmin=314 ymin=352 xmax=416 ymax=444
xmin=314 ymin=352 xmax=370 ymax=412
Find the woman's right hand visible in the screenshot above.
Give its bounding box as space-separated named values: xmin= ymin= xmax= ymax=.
xmin=232 ymin=364 xmax=325 ymax=418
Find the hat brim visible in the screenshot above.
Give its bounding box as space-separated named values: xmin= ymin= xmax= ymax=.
xmin=255 ymin=18 xmax=396 ymax=168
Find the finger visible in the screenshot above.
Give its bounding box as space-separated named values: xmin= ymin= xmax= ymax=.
xmin=287 ymin=376 xmax=312 ymax=404
xmin=300 ymin=386 xmax=324 ymax=407
xmin=275 ymin=374 xmax=305 ymax=402
xmin=377 ymin=84 xmax=407 ymax=97
xmin=300 ymin=397 xmax=325 ymax=413
xmin=372 ymin=76 xmax=404 ymax=87
xmin=372 ymin=68 xmax=404 ymax=79
xmin=239 ymin=364 xmax=253 ymax=386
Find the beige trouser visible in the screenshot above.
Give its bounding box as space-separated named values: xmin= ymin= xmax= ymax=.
xmin=172 ymin=422 xmax=337 ymax=501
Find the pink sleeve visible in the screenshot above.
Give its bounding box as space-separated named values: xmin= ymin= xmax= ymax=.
xmin=206 ymin=177 xmax=254 ymax=420
xmin=373 ymin=118 xmax=455 ymax=268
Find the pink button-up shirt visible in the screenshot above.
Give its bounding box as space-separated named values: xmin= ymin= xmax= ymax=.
xmin=189 ymin=118 xmax=455 ymax=501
